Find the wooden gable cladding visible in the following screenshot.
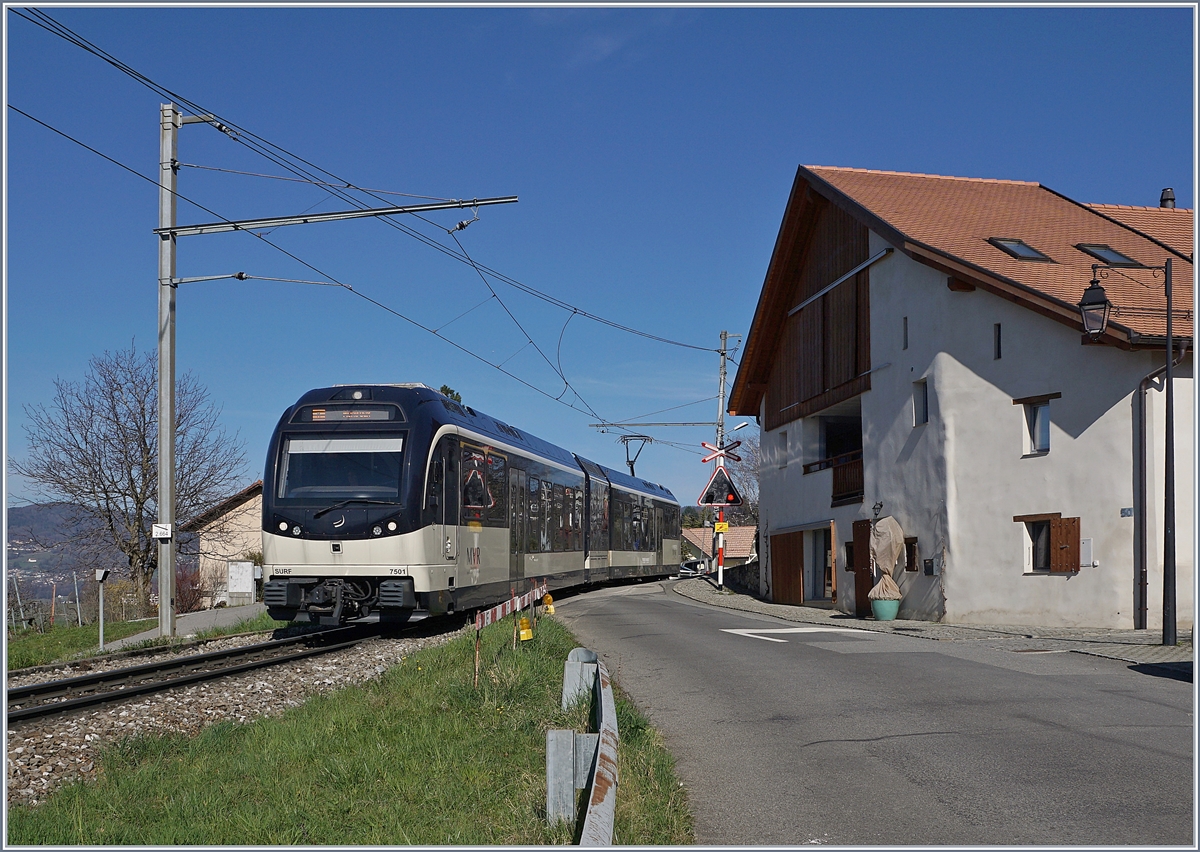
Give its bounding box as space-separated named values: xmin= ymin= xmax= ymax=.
xmin=764 ymin=202 xmax=870 ymax=431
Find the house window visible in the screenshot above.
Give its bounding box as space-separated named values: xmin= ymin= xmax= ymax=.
xmin=1015 ymin=513 xmax=1080 ymax=573
xmin=778 ymin=430 xmax=788 ymax=468
xmin=1076 ymin=244 xmax=1139 ymax=267
xmin=1014 ymin=393 xmax=1060 ymax=456
xmin=1027 ymin=521 xmax=1050 ymax=571
xmin=904 ymin=536 xmax=919 ymax=572
xmin=994 ymin=323 xmax=1002 ymax=360
xmin=902 ymin=316 xmax=909 ymax=351
xmin=988 ymin=237 xmax=1053 ymax=262
xmin=1026 ymin=403 xmax=1050 ymax=453
xmin=913 ymin=380 xmax=928 ymax=426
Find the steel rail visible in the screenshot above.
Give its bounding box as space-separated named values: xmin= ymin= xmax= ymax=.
xmin=6 ymin=625 xmax=377 ymax=726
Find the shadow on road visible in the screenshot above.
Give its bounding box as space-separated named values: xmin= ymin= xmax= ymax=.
xmin=1128 ymin=662 xmax=1192 ymax=683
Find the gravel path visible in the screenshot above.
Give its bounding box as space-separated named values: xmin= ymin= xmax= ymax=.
xmin=6 ymin=626 xmax=465 ymax=806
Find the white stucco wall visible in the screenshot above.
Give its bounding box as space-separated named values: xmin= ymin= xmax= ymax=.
xmin=758 ymin=228 xmax=1194 ymax=630
xmin=865 ymin=230 xmax=1193 ymax=628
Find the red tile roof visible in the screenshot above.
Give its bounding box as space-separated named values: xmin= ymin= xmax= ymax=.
xmin=728 ymin=166 xmax=1194 ymax=418
xmin=804 ymin=166 xmax=1193 ymax=340
xmin=180 ymin=481 xmax=263 ymax=533
xmin=1085 ymin=203 xmax=1195 ymax=258
xmin=682 ymin=526 xmax=756 ymax=560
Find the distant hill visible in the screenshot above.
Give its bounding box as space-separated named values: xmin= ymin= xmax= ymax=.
xmin=7 ymin=503 xmax=125 ymax=599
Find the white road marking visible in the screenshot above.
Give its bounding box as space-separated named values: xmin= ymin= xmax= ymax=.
xmin=720 ymin=626 xmax=873 ymax=642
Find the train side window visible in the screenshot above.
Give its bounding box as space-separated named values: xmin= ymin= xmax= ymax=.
xmin=426 ymin=457 xmax=442 ymax=509
xmin=559 ymin=486 xmax=571 ymax=552
xmin=486 ymin=452 xmax=507 ymax=528
xmin=527 ymin=477 xmax=541 ymax=553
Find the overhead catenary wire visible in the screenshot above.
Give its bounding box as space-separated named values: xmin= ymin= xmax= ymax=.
xmin=177 ymin=163 xmax=454 ymax=202
xmin=15 ymin=8 xmax=718 ymax=357
xmin=8 ymin=104 xmax=599 ymax=419
xmin=13 ymin=102 xmax=713 ymax=460
xmin=15 ymin=10 xmax=729 ymax=466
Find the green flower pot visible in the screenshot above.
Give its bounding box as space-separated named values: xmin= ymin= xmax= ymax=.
xmin=871 ymin=599 xmax=900 ymax=621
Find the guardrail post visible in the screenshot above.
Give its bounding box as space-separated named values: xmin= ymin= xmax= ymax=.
xmin=562 ymin=647 xmax=598 ymax=710
xmin=548 ymin=647 xmax=619 ymax=844
xmin=547 ymin=728 xmax=576 ymax=824
xmin=574 ymin=732 xmax=599 ymax=788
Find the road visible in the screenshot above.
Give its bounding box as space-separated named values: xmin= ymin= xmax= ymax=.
xmin=553 ymin=580 xmax=1194 ymax=846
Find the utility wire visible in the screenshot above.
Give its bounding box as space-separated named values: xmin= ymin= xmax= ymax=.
xmin=8 ymin=104 xmax=600 ymax=419
xmin=14 ymin=8 xmax=720 ymax=356
xmin=177 ymin=163 xmax=453 ymax=201
xmin=15 ymin=10 xmax=723 ymax=465
xmin=13 ymin=102 xmax=710 ymax=458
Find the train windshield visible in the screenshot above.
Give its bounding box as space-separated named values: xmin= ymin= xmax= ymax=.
xmin=277 ymin=435 xmax=405 ymax=502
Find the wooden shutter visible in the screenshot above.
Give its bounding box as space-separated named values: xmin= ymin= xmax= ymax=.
xmin=1050 ymin=517 xmax=1080 ymax=573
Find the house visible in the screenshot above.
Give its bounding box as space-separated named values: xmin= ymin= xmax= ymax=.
xmin=728 ymin=166 xmax=1193 ymax=629
xmin=681 ymin=526 xmax=757 ymax=568
xmin=180 ymin=480 xmax=263 ymax=607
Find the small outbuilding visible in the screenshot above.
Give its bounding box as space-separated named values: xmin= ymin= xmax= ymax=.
xmin=180 ymin=480 xmax=263 ymax=608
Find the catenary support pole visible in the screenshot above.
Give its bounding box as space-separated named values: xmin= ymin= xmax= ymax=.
xmin=158 ymin=103 xmax=179 ymax=639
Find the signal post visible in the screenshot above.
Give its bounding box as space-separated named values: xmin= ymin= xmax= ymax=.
xmin=698 ymin=441 xmax=743 ymax=590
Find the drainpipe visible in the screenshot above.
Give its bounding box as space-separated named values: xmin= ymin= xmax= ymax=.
xmin=1134 ymin=342 xmax=1189 ymax=629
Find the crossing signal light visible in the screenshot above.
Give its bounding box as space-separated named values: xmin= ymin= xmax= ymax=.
xmin=697 ymin=466 xmax=743 ymax=507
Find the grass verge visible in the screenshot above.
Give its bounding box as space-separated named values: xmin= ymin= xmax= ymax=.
xmin=7 ymin=614 xmax=694 ymax=845
xmin=6 ymin=619 xmax=156 ymax=670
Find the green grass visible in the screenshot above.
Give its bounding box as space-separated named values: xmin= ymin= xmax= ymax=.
xmin=6 ymin=619 xmax=156 ymax=670
xmin=8 ymin=611 xmax=292 ymax=670
xmin=7 ymin=615 xmax=694 ymax=845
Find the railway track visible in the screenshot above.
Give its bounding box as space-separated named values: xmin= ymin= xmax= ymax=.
xmin=7 ymin=622 xmax=392 ymax=727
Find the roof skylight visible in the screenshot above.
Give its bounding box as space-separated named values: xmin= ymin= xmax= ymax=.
xmin=1076 ymin=244 xmax=1140 ymax=267
xmin=988 ymin=237 xmax=1052 ymax=262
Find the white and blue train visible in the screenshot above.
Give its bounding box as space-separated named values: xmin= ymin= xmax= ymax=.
xmin=262 ymin=384 xmax=682 ymax=625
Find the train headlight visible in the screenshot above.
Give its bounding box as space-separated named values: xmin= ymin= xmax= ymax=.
xmin=387 ymin=521 xmax=398 ymax=532
xmin=372 ymin=525 xmax=383 ymax=536
xmin=278 ymin=521 xmax=289 ymax=532
xmin=291 ymin=525 xmax=302 ymax=536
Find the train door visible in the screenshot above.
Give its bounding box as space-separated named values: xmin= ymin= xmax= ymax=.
xmin=430 ymin=436 xmax=459 ymax=561
xmin=655 ymin=507 xmax=664 ymax=570
xmin=509 ymin=467 xmax=526 ymax=583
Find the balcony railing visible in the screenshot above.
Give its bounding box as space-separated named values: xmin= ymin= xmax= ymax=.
xmin=803 ymin=450 xmax=864 ymax=507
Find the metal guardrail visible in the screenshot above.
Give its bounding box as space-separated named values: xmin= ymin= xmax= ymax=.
xmin=547 ymin=647 xmax=618 ymax=845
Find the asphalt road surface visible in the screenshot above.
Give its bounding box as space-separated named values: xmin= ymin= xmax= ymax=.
xmin=554 ymin=581 xmax=1193 ymax=846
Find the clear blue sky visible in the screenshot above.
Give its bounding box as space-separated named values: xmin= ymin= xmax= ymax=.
xmin=5 ymin=5 xmax=1195 ymax=510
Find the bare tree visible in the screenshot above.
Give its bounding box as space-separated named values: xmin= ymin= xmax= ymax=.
xmin=724 ymin=429 xmax=760 ymax=527
xmin=12 ymin=344 xmax=248 ymax=609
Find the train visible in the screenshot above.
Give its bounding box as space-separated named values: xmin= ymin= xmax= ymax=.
xmin=262 ymin=384 xmax=682 ymax=625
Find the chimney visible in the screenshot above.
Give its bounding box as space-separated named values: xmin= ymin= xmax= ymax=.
xmin=1160 ymin=188 xmax=1176 ymax=209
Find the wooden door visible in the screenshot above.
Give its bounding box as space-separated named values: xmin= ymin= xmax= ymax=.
xmin=852 ymin=519 xmax=872 ymax=617
xmin=770 ymin=531 xmax=805 ymax=605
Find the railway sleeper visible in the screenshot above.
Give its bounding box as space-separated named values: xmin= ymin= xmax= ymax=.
xmin=265 ymin=577 xmax=416 ymax=626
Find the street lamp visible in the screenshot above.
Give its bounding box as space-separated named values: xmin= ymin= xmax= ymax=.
xmin=1078 ymin=270 xmax=1113 ymax=341
xmin=1077 ymin=258 xmax=1176 ymax=645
